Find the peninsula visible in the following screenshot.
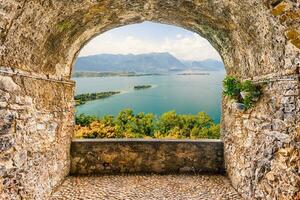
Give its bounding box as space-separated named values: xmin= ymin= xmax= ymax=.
xmin=75 ymin=91 xmax=120 ymax=106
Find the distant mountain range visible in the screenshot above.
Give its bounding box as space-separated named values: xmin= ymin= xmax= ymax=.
xmin=74 ymin=52 xmax=224 ymax=73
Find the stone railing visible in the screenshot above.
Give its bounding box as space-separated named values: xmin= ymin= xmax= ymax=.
xmin=70 ymin=139 xmax=224 ymax=175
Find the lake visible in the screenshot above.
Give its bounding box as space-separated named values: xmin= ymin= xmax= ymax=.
xmin=74 ymin=71 xmax=226 ymax=123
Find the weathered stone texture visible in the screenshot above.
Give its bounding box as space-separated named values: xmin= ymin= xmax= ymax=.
xmin=0 ymin=69 xmax=75 ymax=199
xmin=0 ymin=0 xmax=298 ymax=79
xmin=70 ymin=139 xmax=224 ymax=175
xmin=222 ymin=75 xmax=300 ymax=199
xmin=0 ymin=0 xmax=299 ymax=199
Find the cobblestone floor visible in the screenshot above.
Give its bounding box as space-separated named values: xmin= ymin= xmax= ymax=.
xmin=51 ymin=174 xmax=243 ymax=200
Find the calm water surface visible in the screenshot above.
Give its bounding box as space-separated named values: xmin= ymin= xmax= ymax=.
xmin=74 ymin=71 xmax=226 ymax=123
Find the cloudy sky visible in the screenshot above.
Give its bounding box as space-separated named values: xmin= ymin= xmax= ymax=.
xmin=79 ymin=21 xmax=221 ymax=61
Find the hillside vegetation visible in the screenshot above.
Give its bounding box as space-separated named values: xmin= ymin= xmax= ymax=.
xmin=75 ymin=109 xmax=220 ymax=139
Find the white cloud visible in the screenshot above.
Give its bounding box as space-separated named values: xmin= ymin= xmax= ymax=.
xmin=79 ymin=32 xmax=221 ymax=61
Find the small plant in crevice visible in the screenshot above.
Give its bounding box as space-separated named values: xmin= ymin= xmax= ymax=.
xmin=223 ymin=76 xmax=262 ymax=110
xmin=240 ymin=80 xmax=262 ymax=108
xmin=223 ymin=76 xmax=242 ymax=100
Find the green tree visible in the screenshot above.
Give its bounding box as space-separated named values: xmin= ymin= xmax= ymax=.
xmin=197 ymin=112 xmax=213 ymax=128
xmin=115 ymin=109 xmax=135 ymax=132
xmin=156 ymin=111 xmax=182 ymax=136
xmin=75 ymin=114 xmax=97 ymax=126
xmin=134 ymin=112 xmax=155 ymax=137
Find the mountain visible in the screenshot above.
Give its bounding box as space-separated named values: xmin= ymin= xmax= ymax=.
xmin=74 ymin=52 xmax=185 ymax=73
xmin=74 ymin=52 xmax=224 ymax=73
xmin=181 ymin=59 xmax=224 ymax=71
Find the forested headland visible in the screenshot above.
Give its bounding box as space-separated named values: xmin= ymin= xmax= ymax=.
xmin=75 ymin=92 xmax=120 ymax=106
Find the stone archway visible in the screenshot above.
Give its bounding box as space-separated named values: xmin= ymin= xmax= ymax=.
xmin=0 ymin=1 xmax=299 ymax=199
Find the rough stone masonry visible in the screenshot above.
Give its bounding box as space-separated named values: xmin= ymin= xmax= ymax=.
xmin=70 ymin=139 xmax=225 ymax=175
xmin=0 ymin=0 xmax=299 ymax=199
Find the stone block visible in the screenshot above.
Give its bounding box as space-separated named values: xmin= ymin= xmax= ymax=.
xmin=0 ymin=136 xmax=14 ymax=151
xmin=0 ymin=76 xmax=20 ymax=92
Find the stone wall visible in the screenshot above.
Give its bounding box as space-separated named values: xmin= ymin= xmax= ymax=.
xmin=0 ymin=67 xmax=75 ymax=199
xmin=0 ymin=0 xmax=299 ymax=199
xmin=70 ymin=139 xmax=224 ymax=175
xmin=222 ymin=73 xmax=300 ymax=200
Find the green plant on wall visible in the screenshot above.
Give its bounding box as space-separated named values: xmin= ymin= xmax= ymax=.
xmin=223 ymin=76 xmax=262 ymax=110
xmin=240 ymin=80 xmax=261 ymax=109
xmin=223 ymin=76 xmax=242 ymax=100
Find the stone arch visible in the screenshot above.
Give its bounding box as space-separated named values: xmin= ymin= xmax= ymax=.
xmin=0 ymin=1 xmax=299 ymax=199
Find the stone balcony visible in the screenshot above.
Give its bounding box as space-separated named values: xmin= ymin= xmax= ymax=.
xmin=51 ymin=139 xmax=243 ymax=200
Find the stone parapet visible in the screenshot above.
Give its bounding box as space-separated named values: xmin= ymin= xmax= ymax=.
xmin=70 ymin=139 xmax=224 ymax=175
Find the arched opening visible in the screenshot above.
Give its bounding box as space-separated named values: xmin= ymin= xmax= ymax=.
xmin=0 ymin=1 xmax=299 ymax=200
xmin=72 ymin=21 xmax=226 ymax=141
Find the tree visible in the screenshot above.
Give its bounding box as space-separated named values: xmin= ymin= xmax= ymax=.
xmin=75 ymin=114 xmax=97 ymax=126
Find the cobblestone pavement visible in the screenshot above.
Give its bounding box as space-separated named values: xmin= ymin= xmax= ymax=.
xmin=51 ymin=174 xmax=243 ymax=200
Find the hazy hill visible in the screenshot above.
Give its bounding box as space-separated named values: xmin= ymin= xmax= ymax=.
xmin=74 ymin=52 xmax=224 ymax=73
xmin=181 ymin=59 xmax=224 ymax=71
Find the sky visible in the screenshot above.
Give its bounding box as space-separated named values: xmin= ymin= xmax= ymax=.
xmin=78 ymin=21 xmax=221 ymax=61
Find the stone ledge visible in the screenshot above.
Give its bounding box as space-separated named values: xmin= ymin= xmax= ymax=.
xmin=72 ymin=138 xmax=223 ymax=143
xmin=70 ymin=139 xmax=224 ymax=175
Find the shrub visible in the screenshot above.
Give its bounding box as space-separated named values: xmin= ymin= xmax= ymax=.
xmin=240 ymin=80 xmax=261 ymax=109
xmin=75 ymin=114 xmax=97 ymax=126
xmin=223 ymin=76 xmax=241 ymax=99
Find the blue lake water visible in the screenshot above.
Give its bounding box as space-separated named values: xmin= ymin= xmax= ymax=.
xmin=74 ymin=71 xmax=226 ymax=123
